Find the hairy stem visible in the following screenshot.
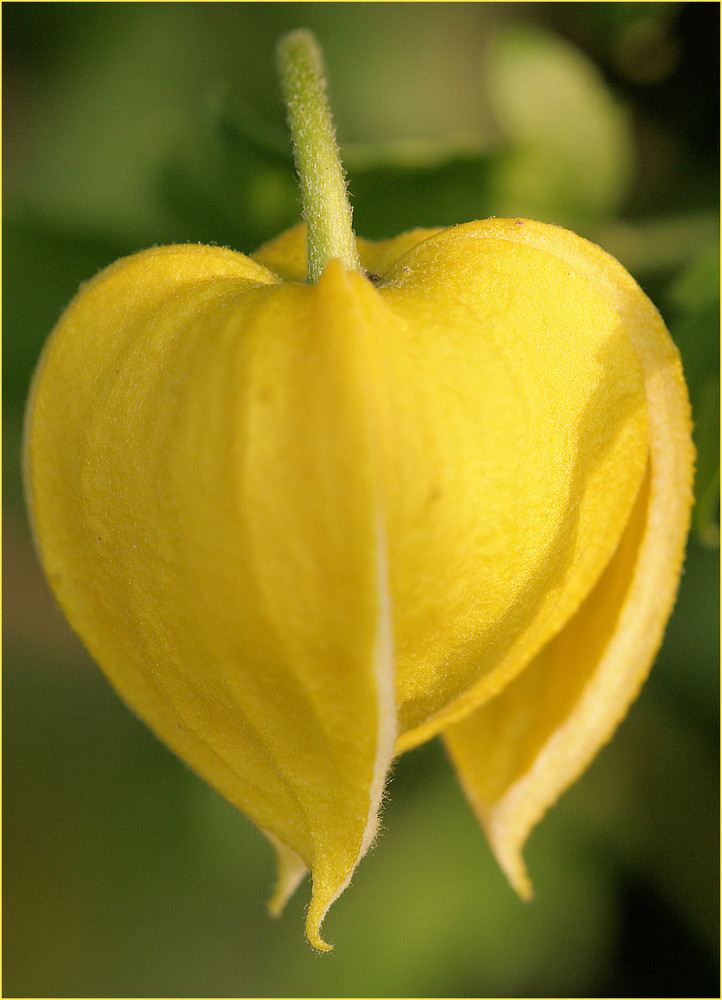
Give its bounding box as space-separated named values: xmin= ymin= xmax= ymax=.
xmin=277 ymin=29 xmax=361 ymax=282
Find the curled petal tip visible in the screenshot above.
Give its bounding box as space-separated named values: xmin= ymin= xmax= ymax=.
xmin=305 ymin=896 xmax=335 ymax=953
xmin=306 ymin=924 xmax=334 ymax=953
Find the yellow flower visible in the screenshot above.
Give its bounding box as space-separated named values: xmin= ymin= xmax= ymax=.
xmin=24 ymin=217 xmax=693 ymax=949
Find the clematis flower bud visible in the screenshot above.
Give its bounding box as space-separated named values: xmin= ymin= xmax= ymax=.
xmin=24 ymin=217 xmax=693 ymax=949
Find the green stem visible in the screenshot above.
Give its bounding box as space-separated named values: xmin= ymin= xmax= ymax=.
xmin=277 ymin=29 xmax=361 ymax=283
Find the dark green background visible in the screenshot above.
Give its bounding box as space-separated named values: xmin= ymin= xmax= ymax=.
xmin=4 ymin=3 xmax=719 ymax=996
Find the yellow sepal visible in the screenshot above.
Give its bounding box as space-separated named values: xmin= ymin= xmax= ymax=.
xmin=442 ymin=220 xmax=694 ymax=896
xmin=24 ymin=247 xmax=397 ymax=950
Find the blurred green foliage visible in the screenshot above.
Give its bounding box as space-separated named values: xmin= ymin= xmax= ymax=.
xmin=4 ymin=4 xmax=719 ymax=997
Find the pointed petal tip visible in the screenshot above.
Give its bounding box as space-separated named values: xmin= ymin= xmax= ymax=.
xmin=264 ymin=832 xmax=308 ymax=918
xmin=305 ymin=898 xmax=334 ymax=952
xmin=494 ymin=839 xmax=534 ymax=901
xmin=478 ymin=798 xmax=535 ymax=900
xmin=266 ymin=875 xmax=303 ymax=920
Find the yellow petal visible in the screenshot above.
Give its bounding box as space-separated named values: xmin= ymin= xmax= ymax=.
xmin=442 ymin=219 xmax=694 ymax=896
xmin=24 ymin=247 xmax=397 ymax=950
xmin=371 ymin=222 xmax=649 ymax=747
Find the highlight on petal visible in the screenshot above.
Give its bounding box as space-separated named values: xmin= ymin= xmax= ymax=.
xmin=24 ymin=249 xmax=398 ymax=951
xmin=442 ymin=219 xmax=694 ymax=896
